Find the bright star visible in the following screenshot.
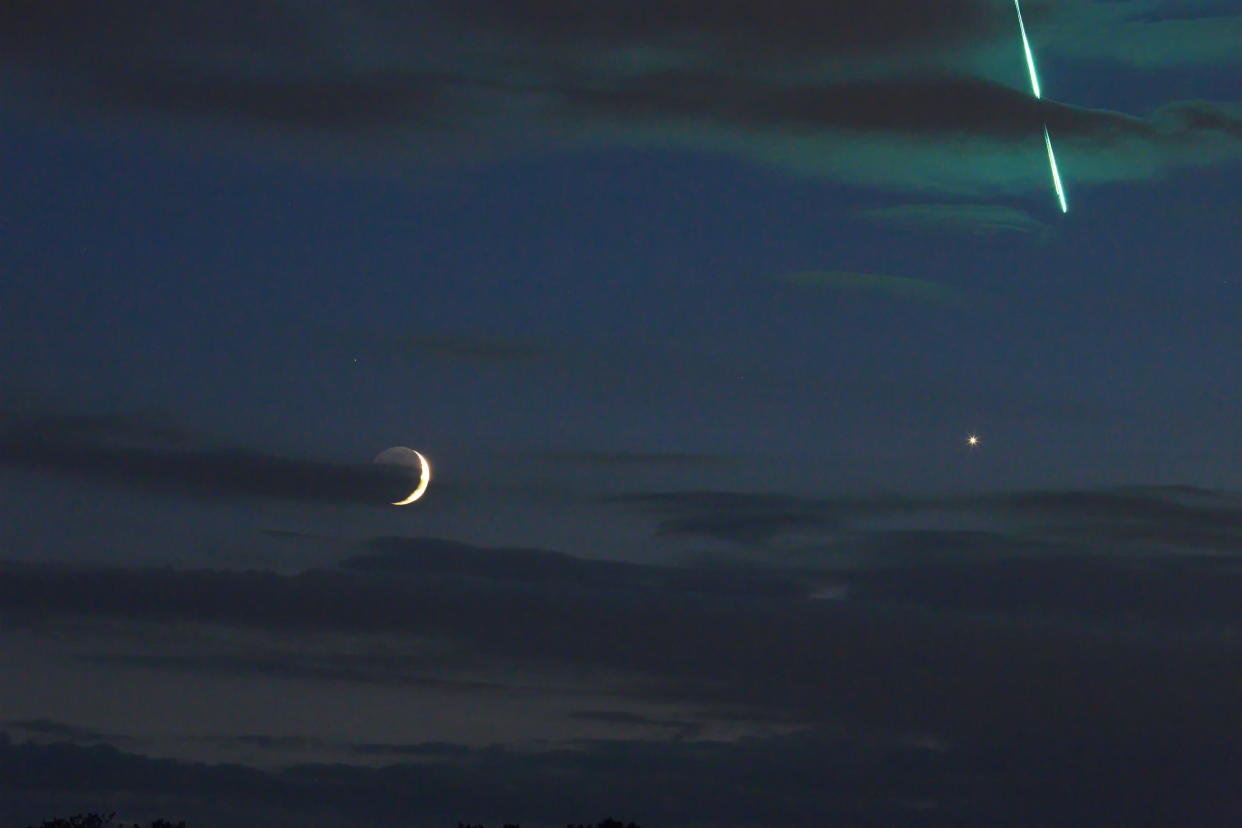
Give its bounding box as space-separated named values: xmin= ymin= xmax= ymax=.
xmin=967 ymin=434 xmax=980 ymax=447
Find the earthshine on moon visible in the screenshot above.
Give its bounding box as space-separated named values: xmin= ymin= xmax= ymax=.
xmin=374 ymin=446 xmax=431 ymax=505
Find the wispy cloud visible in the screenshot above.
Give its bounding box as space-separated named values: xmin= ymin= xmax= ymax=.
xmin=534 ymin=450 xmax=726 ymax=468
xmin=855 ymin=202 xmax=1051 ymax=236
xmin=326 ymin=328 xmax=551 ymax=364
xmin=568 ymin=710 xmax=702 ymax=740
xmin=342 ymin=536 xmax=801 ymax=597
xmin=613 ymin=485 xmax=1242 ymax=553
xmin=4 ymin=718 xmax=125 ymax=745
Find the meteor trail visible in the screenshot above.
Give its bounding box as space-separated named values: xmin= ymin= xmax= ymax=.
xmin=1013 ymin=0 xmax=1041 ymax=99
xmin=1044 ymin=126 xmax=1067 ymax=213
xmin=1013 ymin=0 xmax=1068 ymax=212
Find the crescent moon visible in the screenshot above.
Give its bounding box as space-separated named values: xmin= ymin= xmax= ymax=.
xmin=375 ymin=447 xmax=431 ymax=506
xmin=391 ymin=450 xmax=431 ymax=506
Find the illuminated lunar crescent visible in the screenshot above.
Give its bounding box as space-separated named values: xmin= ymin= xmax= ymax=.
xmin=373 ymin=446 xmax=431 ymax=505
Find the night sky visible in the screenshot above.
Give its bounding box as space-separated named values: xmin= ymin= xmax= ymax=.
xmin=2 ymin=2 xmax=1240 ymax=826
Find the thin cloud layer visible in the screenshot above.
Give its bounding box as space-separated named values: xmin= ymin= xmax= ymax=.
xmin=856 ymin=202 xmax=1052 ymax=236
xmin=4 ymin=546 xmax=1242 ymax=826
xmin=615 ymin=485 xmax=1242 ymax=553
xmin=326 ymin=328 xmax=551 ymax=364
xmin=781 ymin=270 xmax=966 ymax=308
xmin=534 ymin=450 xmax=725 ymax=468
xmin=5 ymin=513 xmax=1242 ymax=717
xmin=5 ymin=493 xmax=1242 ymax=825
xmin=343 ymin=536 xmax=801 ymax=597
xmin=5 ymin=719 xmax=123 ymax=746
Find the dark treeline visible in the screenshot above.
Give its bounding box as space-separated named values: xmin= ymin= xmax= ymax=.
xmin=35 ymin=814 xmax=640 ymax=828
xmin=29 ymin=816 xmax=184 ymax=828
xmin=458 ymin=820 xmax=641 ymax=828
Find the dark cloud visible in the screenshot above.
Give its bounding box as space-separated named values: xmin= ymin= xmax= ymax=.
xmin=221 ymin=733 xmax=481 ymax=759
xmin=83 ymin=653 xmax=504 ymax=692
xmin=0 ymin=411 xmax=416 ymax=506
xmin=2 ymin=1 xmax=1237 ymax=192
xmin=0 ymin=738 xmax=286 ymax=824
xmin=819 ymin=528 xmax=1053 ymax=564
xmin=6 ymin=519 xmax=1242 ymax=826
xmin=565 ymin=74 xmax=1049 ymax=136
xmin=350 ymin=740 xmax=474 ymax=759
xmin=259 ymin=528 xmax=331 ymax=542
xmin=226 ymin=734 xmax=483 ymax=761
xmin=534 ymin=450 xmax=725 ymax=468
xmin=614 ymin=485 xmax=1242 ymax=552
xmin=342 ymin=536 xmax=802 ymax=596
xmin=568 ymin=710 xmax=701 ymax=740
xmin=609 ymin=490 xmax=868 ymax=545
xmin=3 ymin=725 xmax=1241 ymax=828
xmin=440 ymin=0 xmax=1002 ymax=53
xmin=953 ymin=486 xmax=1242 ymax=552
xmin=231 ymin=734 xmax=335 ymax=753
xmin=847 ymin=551 xmax=1242 ymax=625
xmin=1041 ymin=521 xmax=1242 ymax=552
xmin=4 ymin=718 xmax=124 ymax=745
xmin=975 ymin=485 xmax=1242 ymax=529
xmin=4 ymin=485 xmax=1242 ymax=824
xmin=0 ymin=1 xmax=1003 ymax=91
xmin=327 ymin=328 xmax=551 ymax=364
xmin=6 ymin=530 xmax=1242 ymax=735
xmin=655 ymin=510 xmax=824 ymax=545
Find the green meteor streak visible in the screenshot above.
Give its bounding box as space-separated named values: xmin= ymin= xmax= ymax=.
xmin=1013 ymin=0 xmax=1041 ymax=99
xmin=1013 ymin=0 xmax=1067 ymax=212
xmin=1044 ymin=125 xmax=1067 ymax=213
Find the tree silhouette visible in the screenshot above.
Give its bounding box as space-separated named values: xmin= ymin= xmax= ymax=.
xmin=38 ymin=813 xmax=637 ymax=828
xmin=456 ymin=820 xmax=640 ymax=828
xmin=28 ymin=814 xmax=185 ymax=828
